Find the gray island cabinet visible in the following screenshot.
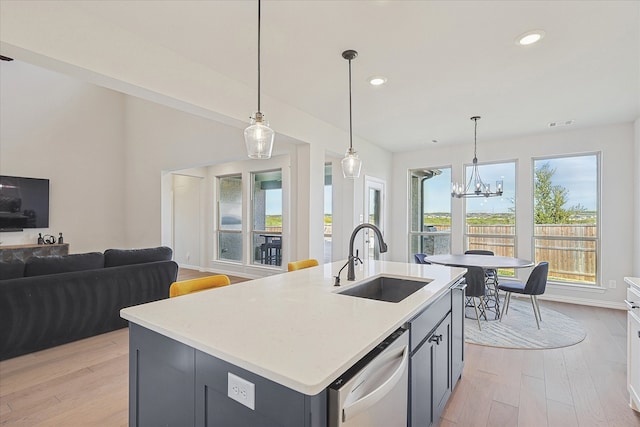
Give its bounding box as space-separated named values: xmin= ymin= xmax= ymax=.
xmin=121 ymin=260 xmax=466 ymax=427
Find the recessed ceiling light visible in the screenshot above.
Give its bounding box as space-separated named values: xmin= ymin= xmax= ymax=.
xmin=368 ymin=76 xmax=387 ymax=86
xmin=431 ymin=139 xmax=439 ymax=144
xmin=516 ymin=30 xmax=545 ymax=46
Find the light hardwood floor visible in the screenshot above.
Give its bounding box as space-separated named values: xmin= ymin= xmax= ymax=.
xmin=1 ymin=280 xmax=639 ymax=426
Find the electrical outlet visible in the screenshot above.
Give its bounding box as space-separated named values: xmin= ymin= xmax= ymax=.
xmin=608 ymin=279 xmax=616 ymax=289
xmin=228 ymin=373 xmax=255 ymax=410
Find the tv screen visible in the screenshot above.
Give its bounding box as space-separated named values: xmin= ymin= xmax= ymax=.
xmin=0 ymin=175 xmax=50 ymax=231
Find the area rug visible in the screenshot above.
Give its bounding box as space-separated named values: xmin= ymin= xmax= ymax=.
xmin=464 ymin=298 xmax=586 ymax=349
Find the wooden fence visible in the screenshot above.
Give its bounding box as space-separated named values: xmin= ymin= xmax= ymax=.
xmin=466 ymin=224 xmax=597 ymax=284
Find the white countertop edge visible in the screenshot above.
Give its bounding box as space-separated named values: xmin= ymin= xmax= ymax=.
xmin=625 ymin=276 xmax=640 ymax=289
xmin=121 ymin=261 xmax=466 ymax=395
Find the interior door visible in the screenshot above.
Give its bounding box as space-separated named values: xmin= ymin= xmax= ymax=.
xmin=172 ymin=174 xmax=202 ymax=267
xmin=364 ymin=176 xmax=385 ymax=261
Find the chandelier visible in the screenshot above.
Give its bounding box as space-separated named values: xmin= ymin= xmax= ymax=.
xmin=451 ymin=116 xmax=503 ymax=198
xmin=244 ymin=0 xmax=275 ymax=159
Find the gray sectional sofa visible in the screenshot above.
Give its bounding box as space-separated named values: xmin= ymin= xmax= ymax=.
xmin=0 ymin=246 xmax=178 ymax=360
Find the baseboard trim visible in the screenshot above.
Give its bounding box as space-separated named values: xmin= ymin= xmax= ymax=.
xmin=510 ymin=293 xmax=627 ymax=310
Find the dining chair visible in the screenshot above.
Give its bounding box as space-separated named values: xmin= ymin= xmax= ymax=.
xmin=465 ymin=249 xmax=500 ymax=317
xmin=464 ymin=249 xmax=498 ymax=284
xmin=498 ymin=262 xmax=549 ymax=329
xmin=465 ymin=266 xmax=488 ymax=330
xmin=413 ymin=253 xmax=431 ymax=264
xmin=287 ymin=258 xmax=319 ymax=272
xmin=169 ymin=274 xmax=231 ymax=297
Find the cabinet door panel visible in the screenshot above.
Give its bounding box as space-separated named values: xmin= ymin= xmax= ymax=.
xmin=629 ymin=311 xmax=640 ymax=411
xmin=432 ymin=318 xmax=451 ymax=423
xmin=129 ymin=323 xmax=196 ymax=427
xmin=451 ymin=283 xmax=464 ymax=386
xmin=411 ymin=340 xmax=433 ymax=427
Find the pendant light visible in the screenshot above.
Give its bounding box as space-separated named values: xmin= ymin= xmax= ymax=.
xmin=341 ymin=49 xmax=362 ymax=179
xmin=244 ymin=0 xmax=274 ymax=159
xmin=451 ymin=116 xmax=504 ymax=198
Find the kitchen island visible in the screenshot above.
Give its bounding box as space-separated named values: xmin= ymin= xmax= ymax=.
xmin=121 ymin=260 xmax=466 ymax=426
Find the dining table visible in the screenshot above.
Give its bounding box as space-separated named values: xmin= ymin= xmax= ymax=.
xmin=424 ymin=254 xmax=534 ymax=270
xmin=424 ymin=254 xmax=534 ymax=319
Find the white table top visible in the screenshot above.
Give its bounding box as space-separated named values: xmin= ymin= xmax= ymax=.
xmin=425 ymin=254 xmax=534 ymax=269
xmin=120 ymin=260 xmax=465 ymax=395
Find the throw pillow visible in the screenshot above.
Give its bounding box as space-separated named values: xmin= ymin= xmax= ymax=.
xmin=24 ymin=252 xmax=104 ymax=277
xmin=0 ymin=259 xmax=25 ymax=280
xmin=103 ymin=246 xmax=173 ymax=268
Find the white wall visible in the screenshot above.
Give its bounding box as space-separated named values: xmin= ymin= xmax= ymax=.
xmin=392 ymin=122 xmax=636 ymax=308
xmin=124 ymin=95 xmax=393 ymax=275
xmin=0 ymin=60 xmax=127 ymax=253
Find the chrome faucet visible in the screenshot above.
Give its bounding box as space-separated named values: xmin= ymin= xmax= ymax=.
xmin=335 ymin=223 xmax=388 ymax=285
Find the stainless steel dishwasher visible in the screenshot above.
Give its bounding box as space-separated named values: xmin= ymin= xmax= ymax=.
xmin=328 ymin=327 xmax=409 ymax=427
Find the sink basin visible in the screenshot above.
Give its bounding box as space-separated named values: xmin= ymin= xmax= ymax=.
xmin=337 ymin=276 xmax=431 ymax=303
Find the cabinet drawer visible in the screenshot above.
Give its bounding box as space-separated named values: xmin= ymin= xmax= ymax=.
xmin=409 ymin=291 xmax=451 ymax=350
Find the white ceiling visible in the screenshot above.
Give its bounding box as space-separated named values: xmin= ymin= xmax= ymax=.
xmin=2 ymin=0 xmax=639 ymax=152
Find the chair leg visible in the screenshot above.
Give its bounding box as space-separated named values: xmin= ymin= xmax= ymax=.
xmin=472 ymin=298 xmax=482 ymax=331
xmin=532 ymin=295 xmax=542 ymax=321
xmin=500 ymin=292 xmax=511 ymax=322
xmin=530 ymin=295 xmax=541 ymax=329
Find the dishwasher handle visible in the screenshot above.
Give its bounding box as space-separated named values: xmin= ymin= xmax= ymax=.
xmin=625 ymin=299 xmax=639 ymax=309
xmin=342 ymin=345 xmax=409 ymax=423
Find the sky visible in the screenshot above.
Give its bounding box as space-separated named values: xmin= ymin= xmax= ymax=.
xmin=268 ymin=154 xmax=598 ymax=216
xmin=422 ymin=154 xmax=598 ymax=214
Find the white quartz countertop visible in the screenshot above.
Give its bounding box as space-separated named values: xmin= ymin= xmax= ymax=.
xmin=625 ymin=277 xmax=640 ymax=289
xmin=120 ymin=260 xmax=465 ymax=395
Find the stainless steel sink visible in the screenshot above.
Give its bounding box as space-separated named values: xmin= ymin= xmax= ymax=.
xmin=337 ymin=276 xmax=431 ymax=303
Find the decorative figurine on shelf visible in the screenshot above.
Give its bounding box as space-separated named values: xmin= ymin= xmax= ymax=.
xmin=58 ymin=232 xmax=64 ymax=244
xmin=37 ymin=233 xmax=44 ymax=245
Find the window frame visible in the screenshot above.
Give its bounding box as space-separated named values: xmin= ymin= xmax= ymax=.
xmin=251 ymin=168 xmax=284 ymax=268
xmin=215 ymin=173 xmax=243 ymax=264
xmin=462 ymin=159 xmax=517 ymax=276
xmin=531 ymin=152 xmax=601 ymax=287
xmin=408 ymin=166 xmax=453 ymax=261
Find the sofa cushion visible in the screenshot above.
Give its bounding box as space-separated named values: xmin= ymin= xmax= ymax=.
xmin=24 ymin=252 xmax=104 ymax=277
xmin=104 ymin=246 xmax=173 ymax=268
xmin=0 ymin=260 xmax=25 ymax=280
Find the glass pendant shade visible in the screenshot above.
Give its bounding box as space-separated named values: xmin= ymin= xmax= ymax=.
xmin=341 ymin=147 xmax=362 ymax=179
xmin=244 ymin=112 xmax=274 ymax=159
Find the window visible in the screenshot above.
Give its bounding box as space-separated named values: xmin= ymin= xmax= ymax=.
xmin=464 ymin=161 xmax=516 ymax=276
xmin=409 ymin=168 xmax=452 ymax=259
xmin=252 ymin=170 xmax=283 ymax=266
xmin=217 ymin=175 xmax=243 ymax=262
xmin=324 ymin=163 xmax=332 ymax=263
xmin=533 ymin=154 xmax=599 ymax=285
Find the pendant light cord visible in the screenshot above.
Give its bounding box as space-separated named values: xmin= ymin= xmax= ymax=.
xmin=348 ymin=57 xmax=353 ymax=151
xmin=257 ymin=0 xmax=261 ymax=112
xmin=473 ymin=116 xmax=478 ymax=161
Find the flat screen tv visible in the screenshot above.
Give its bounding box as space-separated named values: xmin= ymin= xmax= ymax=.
xmin=0 ymin=175 xmax=50 ymax=232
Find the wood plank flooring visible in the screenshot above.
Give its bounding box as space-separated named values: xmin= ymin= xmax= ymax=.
xmin=1 ymin=277 xmax=639 ymax=426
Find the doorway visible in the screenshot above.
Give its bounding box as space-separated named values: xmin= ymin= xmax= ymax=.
xmin=364 ymin=176 xmax=385 ymax=261
xmin=172 ymin=174 xmax=202 ymax=268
